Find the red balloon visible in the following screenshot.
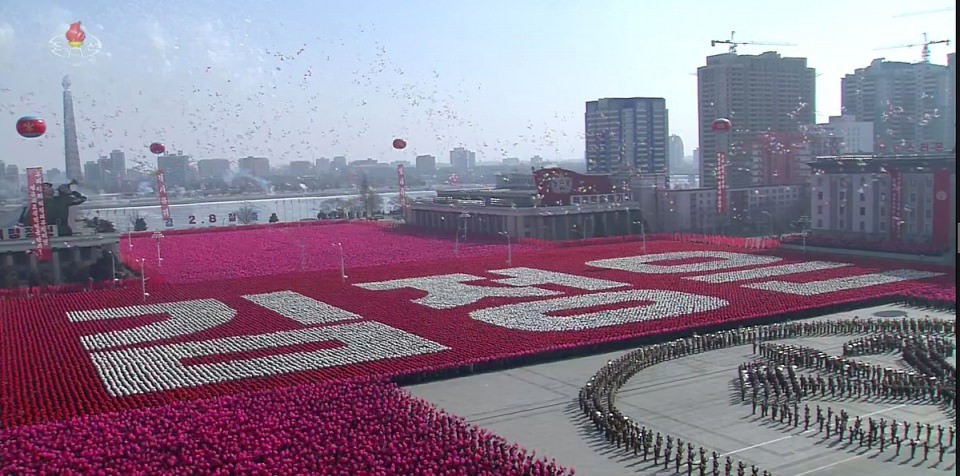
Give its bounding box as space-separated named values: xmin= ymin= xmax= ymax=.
xmin=16 ymin=116 xmax=46 ymax=138
xmin=392 ymin=138 xmax=407 ymax=150
xmin=149 ymin=142 xmax=166 ymax=155
xmin=711 ymin=118 xmax=732 ymax=132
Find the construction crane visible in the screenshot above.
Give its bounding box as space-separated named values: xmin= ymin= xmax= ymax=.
xmin=710 ymin=31 xmax=796 ymax=54
xmin=876 ymin=33 xmax=950 ymax=63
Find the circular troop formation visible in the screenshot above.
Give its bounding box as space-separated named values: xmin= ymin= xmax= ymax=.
xmin=743 ymin=318 xmax=956 ymax=466
xmin=1 ymin=379 xmax=573 ymax=475
xmin=578 ymin=301 xmax=956 ymax=476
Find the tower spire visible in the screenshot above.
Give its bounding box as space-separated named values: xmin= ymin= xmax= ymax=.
xmin=62 ymin=75 xmax=83 ymax=182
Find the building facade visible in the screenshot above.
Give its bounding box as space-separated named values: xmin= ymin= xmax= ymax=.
xmin=697 ymin=52 xmax=816 ymax=189
xmin=816 ymin=115 xmax=874 ymax=154
xmin=949 ymin=53 xmax=956 ymax=149
xmin=415 ymin=155 xmax=437 ymax=175
xmin=841 ymin=58 xmax=951 ymax=154
xmin=157 ymin=153 xmax=191 ymax=188
xmin=288 ymin=160 xmax=314 ymax=176
xmin=405 ymin=168 xmax=642 ymax=240
xmin=196 ymin=159 xmax=232 ymax=180
xmin=655 ymin=184 xmax=807 ymax=234
xmin=238 ymin=156 xmax=271 ymax=178
xmin=449 ymin=147 xmax=476 ymax=175
xmin=808 ymin=154 xmax=955 ymax=249
xmin=585 ymin=97 xmax=669 ymax=176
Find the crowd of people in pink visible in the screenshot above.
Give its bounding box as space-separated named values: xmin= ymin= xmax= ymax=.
xmin=0 ymin=379 xmax=572 ymax=475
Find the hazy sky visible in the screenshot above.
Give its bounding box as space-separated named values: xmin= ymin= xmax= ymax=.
xmin=0 ymin=0 xmax=955 ymax=171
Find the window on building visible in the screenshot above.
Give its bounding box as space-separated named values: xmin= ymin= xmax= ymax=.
xmin=910 ymin=193 xmax=916 ymax=202
xmin=817 ymin=191 xmax=823 ymax=200
xmin=859 ymin=207 xmax=865 ymax=216
xmin=817 ymin=205 xmax=823 ymax=215
xmin=925 ymin=209 xmax=931 ymax=218
xmin=817 ymin=219 xmax=823 ymax=228
xmin=839 ymin=206 xmax=845 ymax=214
xmin=859 ymin=193 xmax=865 ymax=201
xmin=880 ymin=192 xmax=886 ymax=201
xmin=859 ymin=221 xmax=865 ymax=232
xmin=880 ymin=207 xmax=886 ymax=215
xmin=839 ymin=191 xmax=845 ymax=200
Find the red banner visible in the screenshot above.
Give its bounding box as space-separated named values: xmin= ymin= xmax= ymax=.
xmin=156 ymin=170 xmax=173 ymax=227
xmin=25 ymin=167 xmax=51 ymax=261
xmin=888 ymin=170 xmax=902 ymax=241
xmin=931 ymin=169 xmax=952 ymax=249
xmin=716 ymin=152 xmax=726 ymax=214
xmin=533 ymin=167 xmax=615 ymax=206
xmin=397 ymin=164 xmax=406 ymax=208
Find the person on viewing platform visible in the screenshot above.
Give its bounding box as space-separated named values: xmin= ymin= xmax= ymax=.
xmin=268 ymin=212 xmax=279 ymax=223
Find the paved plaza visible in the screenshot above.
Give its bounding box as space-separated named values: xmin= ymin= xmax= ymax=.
xmin=407 ymin=305 xmax=957 ymax=475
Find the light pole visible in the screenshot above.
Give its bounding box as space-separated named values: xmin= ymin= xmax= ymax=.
xmin=454 ymin=212 xmax=471 ymax=256
xmin=126 ymin=223 xmax=133 ymax=251
xmin=633 ymin=220 xmax=647 ymax=253
xmin=152 ymin=232 xmax=164 ymax=267
xmin=106 ymin=250 xmax=118 ymax=287
xmin=498 ymin=231 xmax=512 ymax=266
xmin=332 ymin=242 xmax=346 ymax=282
xmin=299 ymin=242 xmax=306 ymax=271
xmin=137 ymin=257 xmax=148 ymax=302
xmin=459 ymin=212 xmax=471 ymax=241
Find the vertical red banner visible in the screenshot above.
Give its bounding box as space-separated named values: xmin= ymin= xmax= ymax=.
xmin=888 ymin=170 xmax=902 ymax=241
xmin=716 ymin=152 xmax=726 ymax=215
xmin=156 ymin=170 xmax=173 ymax=227
xmin=931 ymin=169 xmax=952 ymax=249
xmin=25 ymin=167 xmax=52 ymax=261
xmin=397 ymin=164 xmax=406 ymax=208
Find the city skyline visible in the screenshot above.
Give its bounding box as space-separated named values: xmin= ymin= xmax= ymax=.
xmin=0 ymin=0 xmax=955 ymax=171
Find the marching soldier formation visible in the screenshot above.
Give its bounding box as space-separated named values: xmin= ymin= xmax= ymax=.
xmin=578 ymin=313 xmax=954 ymax=474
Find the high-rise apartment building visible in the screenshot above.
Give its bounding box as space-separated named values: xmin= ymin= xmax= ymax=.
xmin=415 ymin=155 xmax=437 ymax=175
xmin=197 ymin=159 xmax=232 ymax=179
xmin=238 ymin=156 xmax=271 ymax=178
xmin=288 ymin=160 xmax=314 ymax=176
xmin=697 ymin=52 xmax=816 ymax=189
xmin=668 ymin=135 xmax=684 ymax=172
xmin=817 ymin=115 xmax=874 ymax=154
xmin=157 ymin=152 xmax=191 ymax=188
xmin=585 ymin=97 xmax=669 ymax=176
xmin=841 ymin=58 xmax=951 ymax=154
xmin=108 ymin=150 xmax=126 ymax=179
xmin=449 ymin=147 xmax=476 ymax=175
xmin=948 ymin=53 xmax=956 ymax=149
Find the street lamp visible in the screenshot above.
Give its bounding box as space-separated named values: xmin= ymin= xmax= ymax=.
xmin=454 ymin=212 xmax=471 ymax=257
xmin=152 ymin=232 xmax=164 ymax=266
xmin=136 ymin=257 xmax=149 ymax=302
xmin=126 ymin=223 xmax=133 ymax=251
xmin=332 ymin=242 xmax=346 ymax=282
xmin=106 ymin=250 xmax=118 ymax=287
xmin=498 ymin=231 xmax=512 ymax=266
xmin=633 ymin=220 xmax=647 ymax=253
